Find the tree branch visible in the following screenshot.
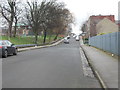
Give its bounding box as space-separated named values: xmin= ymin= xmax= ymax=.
xmin=0 ymin=6 xmax=10 ymax=22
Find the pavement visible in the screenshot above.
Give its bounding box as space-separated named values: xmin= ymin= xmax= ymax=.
xmin=81 ymin=44 xmax=119 ymax=89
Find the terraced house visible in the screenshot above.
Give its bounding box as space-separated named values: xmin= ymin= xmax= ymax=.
xmin=82 ymin=15 xmax=118 ymax=39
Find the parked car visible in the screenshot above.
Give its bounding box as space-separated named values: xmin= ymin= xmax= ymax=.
xmin=67 ymin=35 xmax=70 ymax=39
xmin=73 ymin=35 xmax=77 ymax=38
xmin=64 ymin=37 xmax=69 ymax=44
xmin=0 ymin=40 xmax=17 ymax=58
xmin=76 ymin=36 xmax=80 ymax=41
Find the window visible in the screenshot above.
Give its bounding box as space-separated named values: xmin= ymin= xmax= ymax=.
xmin=2 ymin=41 xmax=7 ymax=46
xmin=5 ymin=41 xmax=12 ymax=46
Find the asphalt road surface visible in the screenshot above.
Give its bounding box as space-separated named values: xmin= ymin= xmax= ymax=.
xmin=2 ymin=38 xmax=101 ymax=88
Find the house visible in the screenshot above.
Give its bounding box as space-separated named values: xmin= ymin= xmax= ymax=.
xmin=96 ymin=18 xmax=118 ymax=35
xmin=0 ymin=23 xmax=34 ymax=36
xmin=87 ymin=15 xmax=115 ymax=37
xmin=81 ymin=15 xmax=116 ymax=38
xmin=12 ymin=23 xmax=34 ymax=36
xmin=1 ymin=27 xmax=8 ymax=36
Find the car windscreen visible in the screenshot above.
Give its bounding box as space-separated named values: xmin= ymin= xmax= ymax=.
xmin=0 ymin=41 xmax=8 ymax=46
xmin=5 ymin=40 xmax=12 ymax=46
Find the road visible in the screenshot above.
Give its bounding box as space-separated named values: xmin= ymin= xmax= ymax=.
xmin=2 ymin=38 xmax=101 ymax=88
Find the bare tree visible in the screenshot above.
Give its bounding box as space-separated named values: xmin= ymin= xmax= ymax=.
xmin=41 ymin=0 xmax=57 ymax=44
xmin=52 ymin=8 xmax=74 ymax=40
xmin=0 ymin=0 xmax=17 ymax=37
xmin=25 ymin=0 xmax=58 ymax=44
xmin=42 ymin=1 xmax=74 ymax=42
xmin=13 ymin=2 xmax=22 ymax=37
xmin=25 ymin=0 xmax=74 ymax=44
xmin=25 ymin=1 xmax=47 ymax=44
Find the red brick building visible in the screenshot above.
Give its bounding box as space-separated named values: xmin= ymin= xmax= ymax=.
xmin=88 ymin=15 xmax=115 ymax=37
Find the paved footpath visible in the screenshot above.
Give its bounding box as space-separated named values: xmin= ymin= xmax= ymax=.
xmin=81 ymin=45 xmax=118 ymax=88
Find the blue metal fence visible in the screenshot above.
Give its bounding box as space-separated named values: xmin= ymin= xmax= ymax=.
xmin=89 ymin=32 xmax=120 ymax=56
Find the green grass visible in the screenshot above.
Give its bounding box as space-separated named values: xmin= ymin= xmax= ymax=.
xmin=0 ymin=35 xmax=63 ymax=45
xmin=1 ymin=36 xmax=35 ymax=45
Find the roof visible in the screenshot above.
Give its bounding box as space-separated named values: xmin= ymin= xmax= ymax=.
xmin=89 ymin=15 xmax=115 ymax=22
xmin=12 ymin=23 xmax=28 ymax=27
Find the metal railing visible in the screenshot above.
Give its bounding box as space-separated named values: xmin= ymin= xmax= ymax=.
xmin=15 ymin=44 xmax=37 ymax=48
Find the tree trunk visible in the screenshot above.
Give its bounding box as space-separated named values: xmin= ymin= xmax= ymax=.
xmin=35 ymin=33 xmax=38 ymax=44
xmin=9 ymin=22 xmax=12 ymax=37
xmin=43 ymin=29 xmax=47 ymax=44
xmin=13 ymin=22 xmax=17 ymax=37
xmin=9 ymin=13 xmax=14 ymax=37
xmin=54 ymin=33 xmax=59 ymax=41
xmin=48 ymin=34 xmax=52 ymax=43
xmin=13 ymin=17 xmax=17 ymax=37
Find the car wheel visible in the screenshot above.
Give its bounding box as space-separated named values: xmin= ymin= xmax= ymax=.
xmin=3 ymin=50 xmax=8 ymax=58
xmin=13 ymin=49 xmax=17 ymax=55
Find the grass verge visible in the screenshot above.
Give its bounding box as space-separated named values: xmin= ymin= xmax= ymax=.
xmin=0 ymin=35 xmax=63 ymax=45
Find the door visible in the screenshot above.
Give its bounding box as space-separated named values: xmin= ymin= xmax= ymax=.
xmin=5 ymin=41 xmax=14 ymax=54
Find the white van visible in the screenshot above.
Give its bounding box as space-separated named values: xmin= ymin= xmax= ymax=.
xmin=76 ymin=35 xmax=79 ymax=41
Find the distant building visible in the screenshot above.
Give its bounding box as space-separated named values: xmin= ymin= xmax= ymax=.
xmin=115 ymin=20 xmax=120 ymax=31
xmin=0 ymin=23 xmax=34 ymax=36
xmin=12 ymin=23 xmax=34 ymax=36
xmin=81 ymin=15 xmax=116 ymax=39
xmin=87 ymin=15 xmax=115 ymax=37
xmin=1 ymin=26 xmax=8 ymax=36
xmin=96 ymin=18 xmax=118 ymax=34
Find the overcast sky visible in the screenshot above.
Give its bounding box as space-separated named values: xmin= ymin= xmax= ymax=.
xmin=58 ymin=0 xmax=119 ymax=33
xmin=1 ymin=0 xmax=119 ymax=34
